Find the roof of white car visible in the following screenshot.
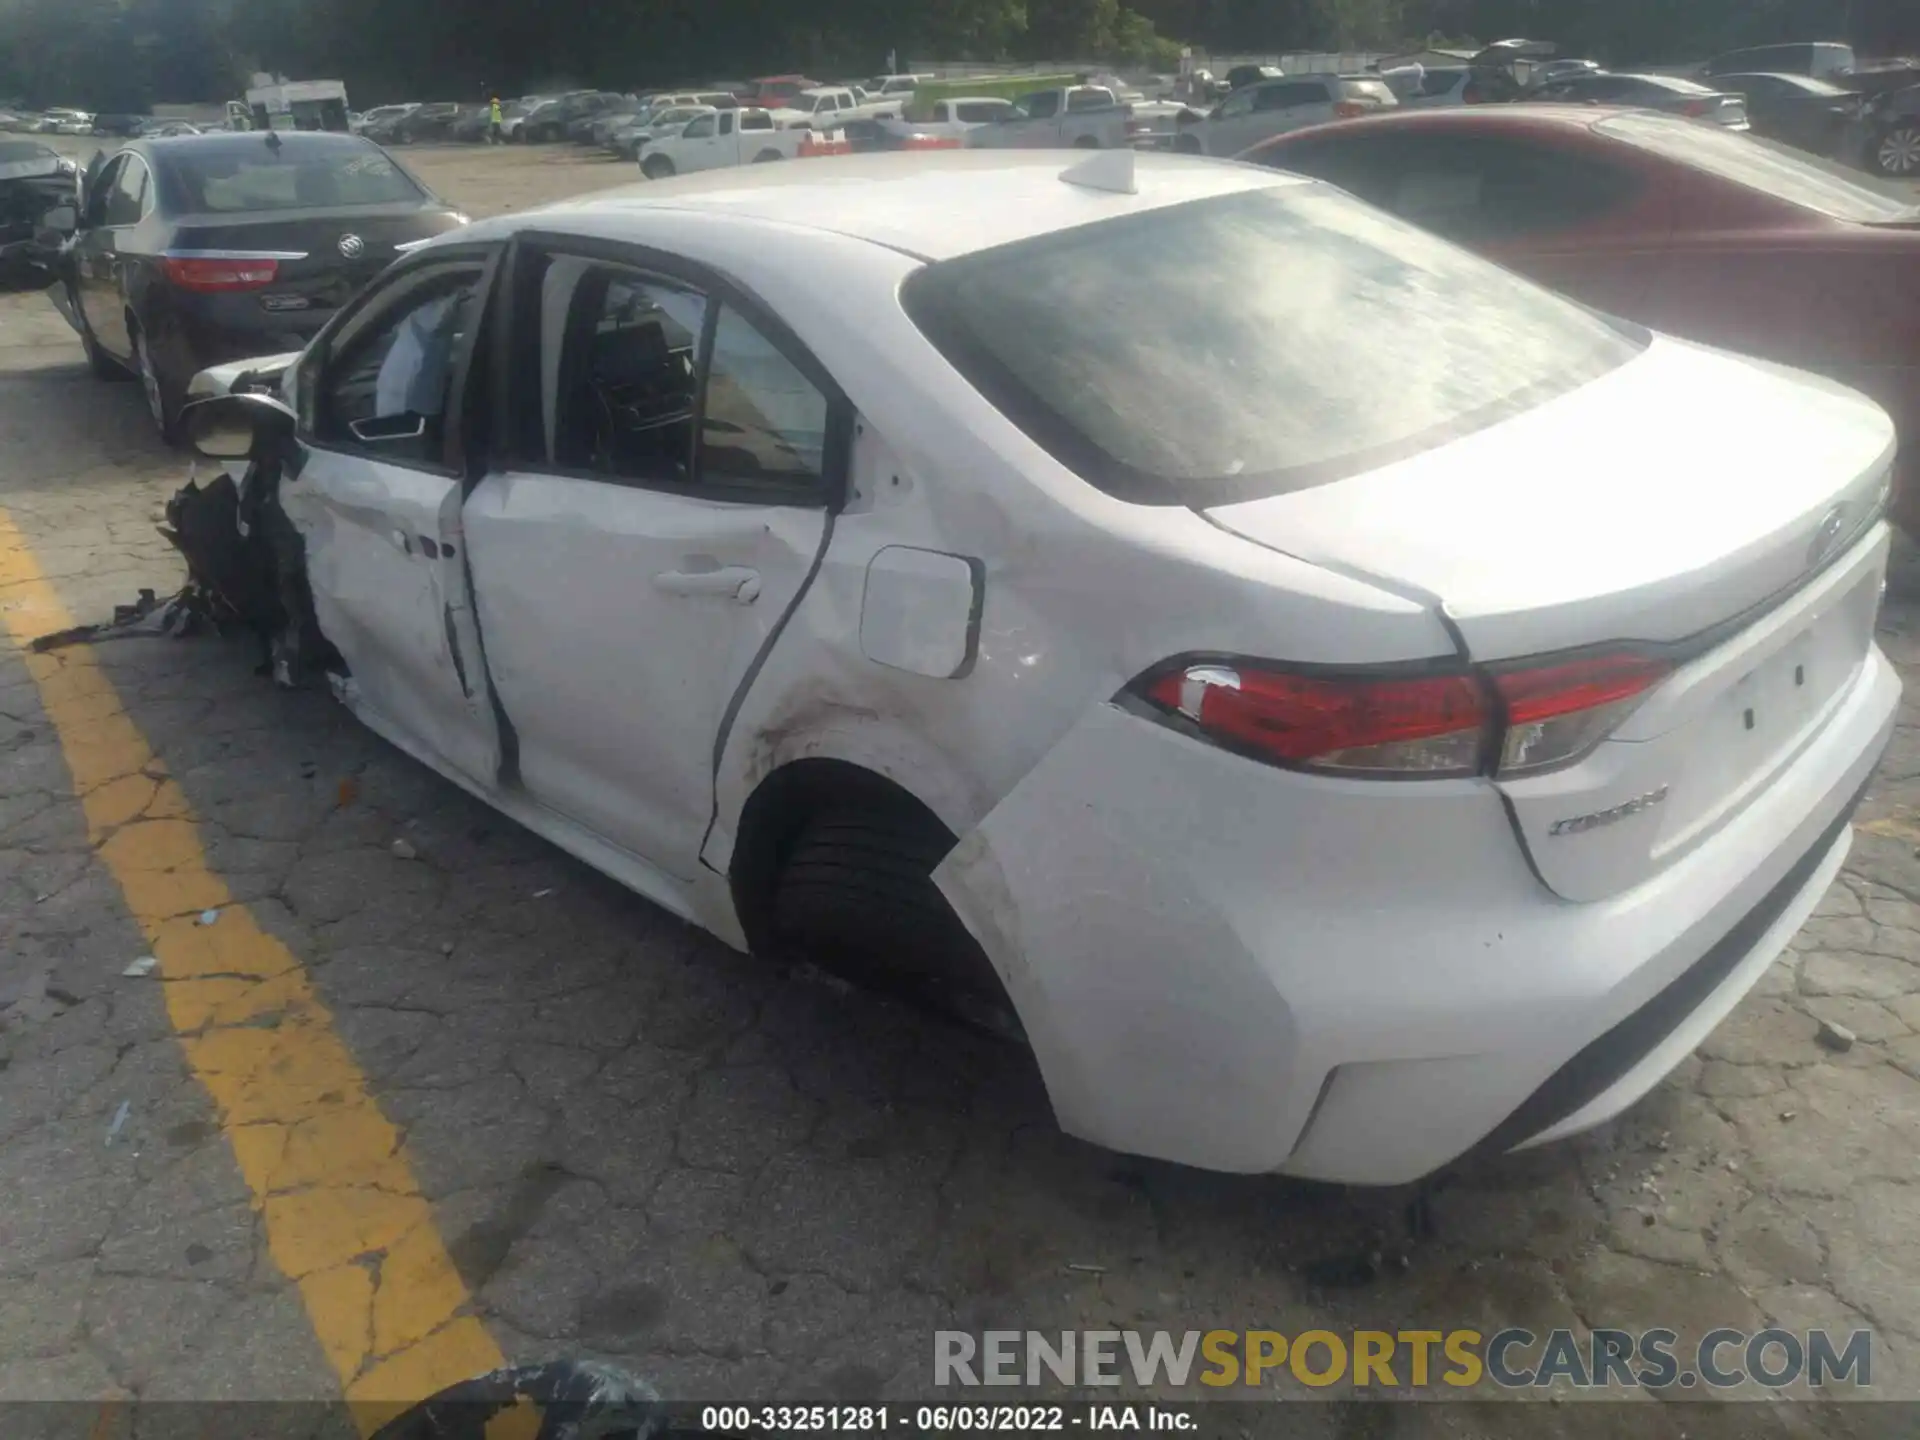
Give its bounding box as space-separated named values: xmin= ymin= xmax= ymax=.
xmin=480 ymin=150 xmax=1305 ymax=261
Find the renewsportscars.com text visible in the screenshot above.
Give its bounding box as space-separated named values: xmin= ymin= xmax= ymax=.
xmin=934 ymin=1328 xmax=1873 ymax=1391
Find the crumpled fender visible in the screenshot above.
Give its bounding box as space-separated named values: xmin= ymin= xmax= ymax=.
xmin=931 ymin=700 xmax=1309 ymax=1173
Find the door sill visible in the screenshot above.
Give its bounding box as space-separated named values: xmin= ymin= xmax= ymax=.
xmin=345 ymin=697 xmax=701 ymax=925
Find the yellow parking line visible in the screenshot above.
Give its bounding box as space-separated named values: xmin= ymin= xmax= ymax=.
xmin=0 ymin=511 xmax=504 ymax=1428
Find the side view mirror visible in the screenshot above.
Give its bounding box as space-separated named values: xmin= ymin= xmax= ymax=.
xmin=183 ymin=391 xmax=297 ymax=462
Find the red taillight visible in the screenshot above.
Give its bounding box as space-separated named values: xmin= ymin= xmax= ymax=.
xmin=161 ymin=255 xmax=280 ymax=292
xmin=1333 ymin=100 xmax=1367 ymax=119
xmin=1142 ymin=664 xmax=1488 ymax=777
xmin=1491 ymin=653 xmax=1670 ymax=775
xmin=1136 ymin=650 xmax=1671 ymax=780
xmin=1679 ymin=99 xmax=1712 ymax=117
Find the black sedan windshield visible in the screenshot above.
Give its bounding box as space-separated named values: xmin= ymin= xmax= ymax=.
xmin=164 ymin=137 xmax=426 ymax=214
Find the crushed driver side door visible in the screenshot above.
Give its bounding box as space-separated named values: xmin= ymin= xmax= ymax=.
xmin=277 ymin=245 xmax=504 ymax=786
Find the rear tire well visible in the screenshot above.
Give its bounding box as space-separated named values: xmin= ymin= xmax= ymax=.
xmin=729 ymin=758 xmax=952 ymax=958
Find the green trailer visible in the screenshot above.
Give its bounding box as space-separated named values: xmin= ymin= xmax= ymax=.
xmin=904 ymin=73 xmax=1083 ymax=121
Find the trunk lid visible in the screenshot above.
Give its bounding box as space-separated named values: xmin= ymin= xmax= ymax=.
xmin=1205 ymin=337 xmax=1892 ymax=659
xmin=171 ymin=204 xmax=463 ymax=311
xmin=1207 ymin=336 xmax=1895 ymax=901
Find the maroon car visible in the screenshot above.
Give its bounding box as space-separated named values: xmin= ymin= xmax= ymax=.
xmin=1244 ymin=106 xmax=1920 ymax=529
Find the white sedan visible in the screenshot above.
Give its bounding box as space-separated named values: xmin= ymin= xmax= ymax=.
xmin=185 ymin=149 xmax=1899 ymax=1184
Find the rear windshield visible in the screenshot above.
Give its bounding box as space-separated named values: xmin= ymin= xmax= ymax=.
xmin=1596 ymin=112 xmax=1918 ymax=224
xmin=170 ymin=145 xmax=425 ymax=213
xmin=902 ymin=185 xmax=1644 ymax=506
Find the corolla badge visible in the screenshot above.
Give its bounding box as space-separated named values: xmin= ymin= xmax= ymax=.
xmin=1548 ymin=785 xmax=1669 ymax=838
xmin=1808 ymin=504 xmax=1848 ymax=570
xmin=336 ymin=233 xmax=365 ymax=258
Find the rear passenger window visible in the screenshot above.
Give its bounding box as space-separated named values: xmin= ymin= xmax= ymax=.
xmin=544 ymin=263 xmax=706 ymax=485
xmin=701 ymin=306 xmax=830 ymax=495
xmin=521 ymin=256 xmax=839 ymax=504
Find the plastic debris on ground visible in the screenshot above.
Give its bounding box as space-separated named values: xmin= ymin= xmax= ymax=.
xmin=121 ymin=956 xmax=158 ymax=978
xmin=105 ymin=1100 xmax=131 ymax=1145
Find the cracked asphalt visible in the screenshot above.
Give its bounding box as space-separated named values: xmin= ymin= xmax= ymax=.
xmin=3 ymin=142 xmax=1920 ymax=1436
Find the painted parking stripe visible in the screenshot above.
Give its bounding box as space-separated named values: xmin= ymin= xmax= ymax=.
xmin=0 ymin=510 xmax=504 ymax=1427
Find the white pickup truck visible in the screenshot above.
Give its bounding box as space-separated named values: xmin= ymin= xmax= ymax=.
xmin=965 ymin=85 xmax=1135 ymax=149
xmin=636 ymin=107 xmax=820 ymax=177
xmin=770 ymin=86 xmax=900 ymax=129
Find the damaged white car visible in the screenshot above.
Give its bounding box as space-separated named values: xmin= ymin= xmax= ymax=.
xmin=181 ymin=149 xmax=1899 ymax=1184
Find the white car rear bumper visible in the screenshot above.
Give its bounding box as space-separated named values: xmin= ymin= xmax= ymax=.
xmin=935 ymin=642 xmax=1897 ymax=1184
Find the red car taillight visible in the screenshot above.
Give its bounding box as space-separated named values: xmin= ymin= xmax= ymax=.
xmin=1135 ymin=651 xmax=1671 ymax=780
xmin=1489 ymin=652 xmax=1671 ymax=775
xmin=161 ymin=255 xmax=280 ymax=292
xmin=1678 ymin=98 xmax=1713 ymax=118
xmin=1333 ymin=100 xmax=1367 ymax=119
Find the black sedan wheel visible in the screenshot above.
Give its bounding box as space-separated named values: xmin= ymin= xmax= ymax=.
xmin=641 ymin=154 xmax=675 ymax=179
xmin=133 ymin=329 xmax=181 ymax=444
xmin=1876 ymin=122 xmax=1920 ymax=176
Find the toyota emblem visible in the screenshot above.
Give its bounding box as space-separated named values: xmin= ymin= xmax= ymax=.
xmin=337 ymin=233 xmax=365 ymax=258
xmin=1807 ymin=504 xmax=1848 ymax=570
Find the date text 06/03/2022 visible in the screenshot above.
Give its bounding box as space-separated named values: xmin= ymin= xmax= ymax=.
xmin=699 ymin=1405 xmax=1191 ymax=1432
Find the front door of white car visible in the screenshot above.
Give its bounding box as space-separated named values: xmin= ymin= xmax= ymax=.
xmin=462 ymin=248 xmax=845 ymax=875
xmin=278 ymin=249 xmax=503 ymax=786
xmin=674 ymin=112 xmax=727 ymax=171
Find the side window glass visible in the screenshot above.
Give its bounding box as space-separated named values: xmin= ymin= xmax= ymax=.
xmin=1024 ymin=91 xmax=1061 ymax=119
xmin=719 ymin=111 xmax=734 ymax=135
xmin=549 ymin=265 xmax=707 ymax=485
xmin=683 ymin=115 xmax=715 ymax=138
xmin=700 ymin=306 xmax=829 ymax=496
xmin=1219 ymin=89 xmax=1255 ymax=118
xmin=318 ymin=270 xmax=480 ymax=464
xmin=105 ymin=159 xmax=146 ymax=226
xmin=86 ymin=156 xmax=125 ymax=226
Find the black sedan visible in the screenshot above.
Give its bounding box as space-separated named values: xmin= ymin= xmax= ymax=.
xmin=1711 ymin=72 xmax=1861 ymax=155
xmin=57 ymin=130 xmax=468 ymax=441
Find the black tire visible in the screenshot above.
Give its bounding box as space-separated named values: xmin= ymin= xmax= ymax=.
xmin=132 ymin=325 xmax=182 ymax=445
xmin=1874 ymin=122 xmax=1920 ymax=178
xmin=74 ymin=287 xmax=131 ymax=380
xmin=752 ymin=149 xmax=783 ymax=162
xmin=641 ymin=154 xmax=675 ymax=179
xmin=1072 ymin=135 xmax=1101 ymax=148
xmin=1173 ymin=134 xmax=1203 ymax=155
xmin=770 ymin=807 xmax=1012 ymax=1022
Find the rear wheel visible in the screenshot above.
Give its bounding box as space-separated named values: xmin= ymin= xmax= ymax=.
xmin=752 ymin=149 xmax=784 ymax=162
xmin=1173 ymin=133 xmax=1203 ymax=155
xmin=1072 ymin=135 xmax=1101 ymax=148
xmin=1875 ymin=122 xmax=1920 ymax=177
xmin=770 ymin=805 xmax=1016 ymax=1029
xmin=133 ymin=327 xmax=181 ymax=444
xmin=641 ymin=153 xmax=675 ymax=179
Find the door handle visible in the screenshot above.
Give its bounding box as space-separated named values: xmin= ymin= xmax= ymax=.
xmin=654 ymin=566 xmax=761 ymax=602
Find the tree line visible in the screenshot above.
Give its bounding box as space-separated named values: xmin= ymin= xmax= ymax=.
xmin=2 ymin=0 xmax=1913 ymax=113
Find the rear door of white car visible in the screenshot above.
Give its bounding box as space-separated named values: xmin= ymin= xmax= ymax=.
xmin=462 ymin=238 xmax=846 ymax=875
xmin=278 ymin=246 xmax=505 ymax=785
